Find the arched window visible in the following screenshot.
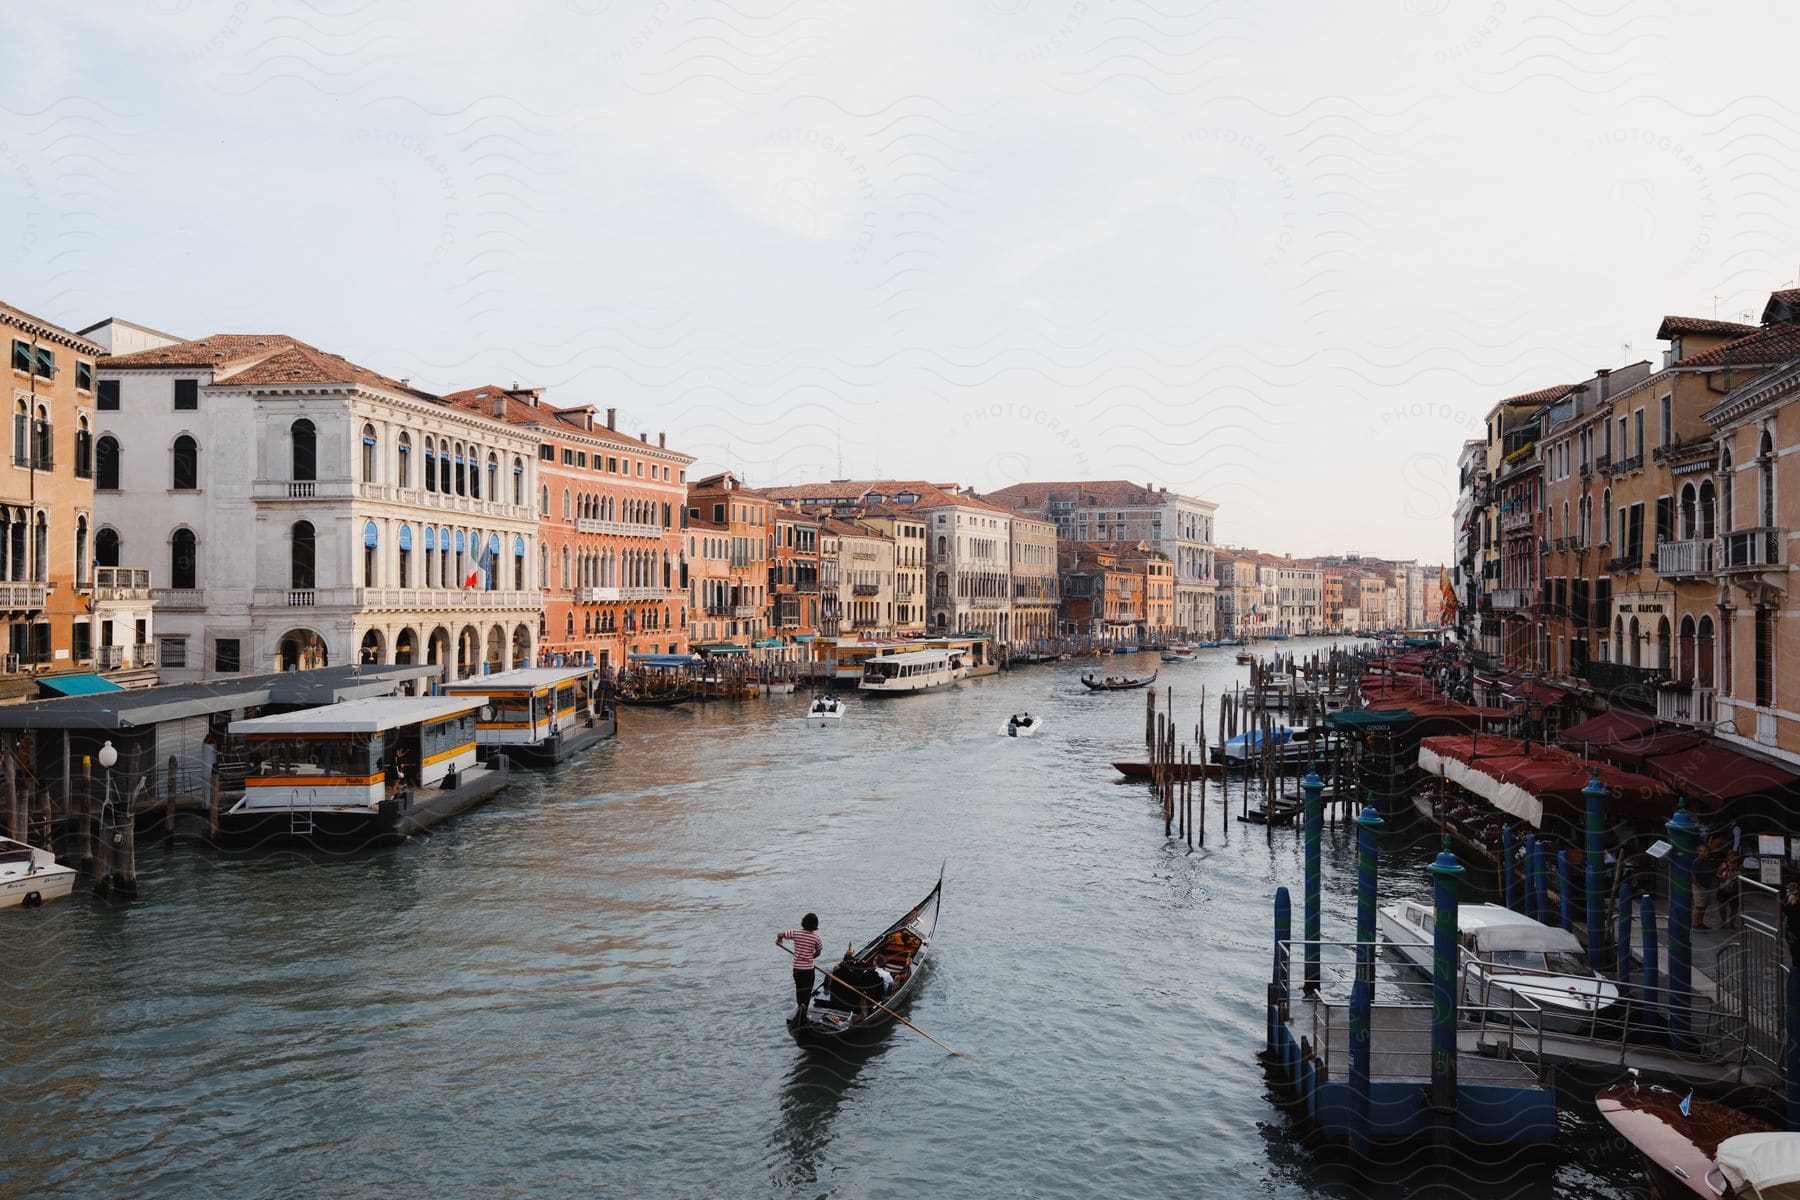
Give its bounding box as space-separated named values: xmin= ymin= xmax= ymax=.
xmin=1722 ymin=448 xmax=1735 ymax=533
xmin=1759 ymin=429 xmax=1775 ymax=528
xmin=1601 ymin=487 xmax=1612 ymax=543
xmin=424 ymin=437 xmax=437 ymax=492
xmin=30 ymin=404 xmax=51 ymax=468
xmin=1699 ymin=478 xmax=1716 ymax=539
xmin=172 ymin=435 xmax=198 ymax=490
xmin=361 ymin=423 xmax=377 ymax=483
xmin=513 ymin=457 xmax=525 ymax=506
xmin=468 ymin=444 xmax=481 ymax=500
xmin=170 ymin=528 xmax=197 ymax=590
xmin=1678 ymin=615 xmax=1696 ymax=683
xmin=936 ymin=535 xmax=947 ymax=557
xmin=95 ymin=435 xmax=121 ymax=490
xmin=95 ymin=527 xmax=120 ymax=568
xmin=560 ymin=545 xmax=570 ymax=589
xmin=540 ymin=485 xmax=549 ymax=516
xmin=1679 ymin=483 xmax=1696 ymax=540
xmin=454 ymin=442 xmax=467 ymax=496
xmin=363 ymin=520 xmax=380 ymax=587
xmin=1697 ymin=614 xmax=1716 ymax=688
xmin=397 ymin=432 xmax=412 ymax=488
xmin=1656 ymin=616 xmax=1671 ymax=672
xmin=31 ymin=512 xmax=45 ymax=582
xmin=74 ymin=416 xmax=92 ymax=479
xmin=10 ymin=400 xmax=25 ymax=464
xmin=291 ymin=521 xmax=316 ymax=590
xmin=292 ymin=419 xmax=317 ymax=482
xmin=563 ymin=490 xmax=572 ymax=521
xmin=487 ymin=453 xmax=499 ymax=502
xmin=75 ymin=514 xmax=88 ymax=585
xmin=398 ymin=524 xmax=413 ymax=588
xmin=540 ymin=544 xmax=548 ymax=590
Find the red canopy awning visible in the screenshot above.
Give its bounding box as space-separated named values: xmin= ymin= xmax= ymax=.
xmin=1421 ymin=734 xmax=1676 ymax=825
xmin=1560 ymin=711 xmax=1656 ymax=746
xmin=1644 ymin=742 xmax=1800 ymax=810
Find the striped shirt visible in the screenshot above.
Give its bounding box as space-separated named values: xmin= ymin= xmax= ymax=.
xmin=783 ymin=929 xmax=823 ymax=969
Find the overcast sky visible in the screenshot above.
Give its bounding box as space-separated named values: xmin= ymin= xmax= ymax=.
xmin=9 ymin=2 xmax=1799 ymax=562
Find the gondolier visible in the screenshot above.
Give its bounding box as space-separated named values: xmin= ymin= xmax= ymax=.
xmin=776 ymin=913 xmax=823 ymax=1016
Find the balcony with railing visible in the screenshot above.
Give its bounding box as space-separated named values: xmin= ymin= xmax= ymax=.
xmin=852 ymin=583 xmax=879 ymax=596
xmin=1489 ymin=588 xmax=1533 ymax=612
xmin=1655 ymin=538 xmax=1715 ymax=578
xmin=93 ymin=566 xmax=155 ymax=602
xmin=1605 ymin=551 xmax=1642 ymax=574
xmin=1501 ymin=510 xmax=1535 ymax=533
xmin=1612 ymin=453 xmax=1644 ymax=476
xmin=0 ymin=582 xmax=49 ymax=611
xmin=1656 ymin=682 xmax=1716 ymax=729
xmin=253 ymin=478 xmax=354 ymax=501
xmin=575 ymin=518 xmax=663 ymax=538
xmin=575 ymin=586 xmax=623 ymax=603
xmin=1594 ymin=452 xmax=1611 ymax=473
xmin=1577 ymin=660 xmax=1663 ymax=712
xmin=733 ymin=605 xmax=757 ymax=619
xmin=1721 ymin=528 xmax=1783 ymax=573
xmin=152 ymin=587 xmax=207 ymax=610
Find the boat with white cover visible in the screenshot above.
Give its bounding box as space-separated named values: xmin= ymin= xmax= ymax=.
xmin=0 ymin=836 xmax=75 ymax=908
xmin=1379 ymin=900 xmax=1620 ymax=1029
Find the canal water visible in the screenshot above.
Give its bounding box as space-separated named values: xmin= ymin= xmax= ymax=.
xmin=3 ymin=650 xmax=1649 ymax=1198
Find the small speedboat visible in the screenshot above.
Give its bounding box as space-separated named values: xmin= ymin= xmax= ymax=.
xmin=1379 ymin=901 xmax=1619 ymax=1029
xmin=1160 ymin=646 xmax=1197 ymax=663
xmin=1001 ymin=713 xmax=1044 ymax=738
xmin=0 ymin=836 xmax=76 ymax=908
xmin=805 ymin=694 xmax=845 ymax=727
xmin=1596 ymin=1078 xmax=1791 ymax=1200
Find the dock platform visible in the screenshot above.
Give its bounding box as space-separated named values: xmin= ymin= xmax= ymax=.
xmin=499 ymin=717 xmax=616 ymax=767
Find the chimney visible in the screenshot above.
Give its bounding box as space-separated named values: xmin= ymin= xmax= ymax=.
xmin=640 ymin=432 xmax=649 ymax=443
xmin=606 ymin=407 xmax=617 ymax=430
xmin=658 ymin=432 xmax=666 ymax=448
xmin=1595 ymin=367 xmax=1611 ymax=405
xmin=492 ymin=393 xmax=507 ymax=419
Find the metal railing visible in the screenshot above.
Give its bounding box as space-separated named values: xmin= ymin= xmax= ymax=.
xmin=0 ymin=582 xmax=49 ymax=610
xmin=93 ymin=566 xmax=154 ymax=601
xmin=1722 ymin=527 xmax=1783 ymax=572
xmin=153 ymin=587 xmax=206 ymax=610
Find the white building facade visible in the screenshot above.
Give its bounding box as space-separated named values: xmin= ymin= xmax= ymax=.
xmin=97 ymin=335 xmax=541 ymax=682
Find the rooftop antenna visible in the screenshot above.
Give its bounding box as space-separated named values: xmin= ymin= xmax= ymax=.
xmin=836 ymin=420 xmax=843 ymax=480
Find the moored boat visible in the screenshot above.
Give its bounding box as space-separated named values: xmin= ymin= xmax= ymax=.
xmin=442 ymin=665 xmax=614 ymax=766
xmin=0 ymin=836 xmax=76 ymax=908
xmin=1080 ymin=669 xmax=1158 ymax=691
xmin=1596 ymin=1078 xmax=1786 ymax=1199
xmin=220 ymin=695 xmax=509 ymax=846
xmin=859 ymin=648 xmax=957 ymax=695
xmin=789 ymin=871 xmax=943 ymax=1048
xmin=1379 ymin=900 xmax=1620 ymax=1030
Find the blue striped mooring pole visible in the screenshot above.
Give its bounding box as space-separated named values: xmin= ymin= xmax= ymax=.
xmin=1355 ymin=805 xmax=1384 ymax=983
xmin=1273 ymin=886 xmax=1291 ymax=1007
xmin=1531 ymin=836 xmax=1549 ymax=926
xmin=1429 ymin=837 xmax=1465 ymax=1119
xmin=1303 ymin=771 xmax=1323 ymax=995
xmin=1584 ymin=774 xmax=1608 ymax=972
xmin=1667 ymin=801 xmax=1699 ymax=1051
xmin=1349 ymin=975 xmax=1372 ymax=1159
xmin=1640 ymin=891 xmax=1659 ymax=1000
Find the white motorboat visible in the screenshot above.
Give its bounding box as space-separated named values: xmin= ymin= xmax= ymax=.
xmin=1001 ymin=713 xmax=1044 ymax=739
xmin=806 ymin=694 xmax=845 ymax=727
xmin=0 ymin=836 xmax=77 ymax=908
xmin=859 ymin=648 xmax=957 ymax=695
xmin=1160 ymin=646 xmax=1197 ymax=663
xmin=1378 ymin=900 xmax=1620 ymax=1028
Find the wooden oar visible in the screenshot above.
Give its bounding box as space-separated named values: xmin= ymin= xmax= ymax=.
xmin=782 ymin=947 xmax=970 ymax=1059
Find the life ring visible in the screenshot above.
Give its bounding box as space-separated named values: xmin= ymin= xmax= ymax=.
xmin=22 ymin=890 xmax=42 ymax=907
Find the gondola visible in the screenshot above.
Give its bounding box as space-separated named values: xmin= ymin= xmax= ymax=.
xmin=1080 ymin=669 xmax=1158 ymax=691
xmin=789 ymin=870 xmax=943 ymax=1049
xmin=614 ymin=690 xmax=689 ymax=708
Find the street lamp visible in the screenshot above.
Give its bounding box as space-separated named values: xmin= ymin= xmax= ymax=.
xmin=97 ymin=739 xmax=118 ymax=835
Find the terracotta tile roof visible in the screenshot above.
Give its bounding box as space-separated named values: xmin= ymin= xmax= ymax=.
xmin=104 ymin=333 xmax=436 ymax=399
xmin=441 ymin=384 xmax=693 ymax=458
xmin=819 ymin=516 xmax=889 ymax=539
xmin=1763 ymin=289 xmax=1800 ymax=324
xmin=1656 ymin=315 xmax=1759 ymax=340
xmin=985 ymin=480 xmax=1168 ymax=508
xmin=1673 ymin=323 xmax=1800 ymax=369
xmin=1499 ymin=382 xmax=1579 ymax=408
xmin=0 ymin=298 xmax=105 ymax=352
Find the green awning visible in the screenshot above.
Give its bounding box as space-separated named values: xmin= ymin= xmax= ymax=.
xmin=753 ymin=638 xmax=782 ymax=648
xmin=1327 ymin=709 xmax=1414 ymax=729
xmin=694 ymin=643 xmax=748 ymax=656
xmin=37 ymin=673 xmax=125 ymax=698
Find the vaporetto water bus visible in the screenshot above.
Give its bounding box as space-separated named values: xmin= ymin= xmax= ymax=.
xmin=817 ymin=635 xmax=995 ymax=685
xmin=442 ymin=666 xmax=614 ymax=766
xmin=219 ymin=695 xmax=509 ymax=846
xmin=858 ymin=648 xmax=958 ymax=695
